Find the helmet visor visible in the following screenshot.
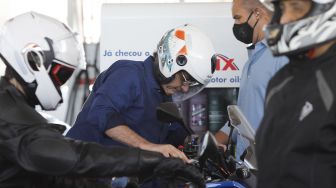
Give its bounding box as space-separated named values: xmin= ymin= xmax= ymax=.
xmin=48 ymin=33 xmax=86 ymax=70
xmin=49 ymin=61 xmax=75 ymax=87
xmin=172 ymin=71 xmax=212 ymax=102
xmin=45 ymin=33 xmax=85 ymax=86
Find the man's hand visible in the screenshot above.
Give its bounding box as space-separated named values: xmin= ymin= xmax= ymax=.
xmin=139 ymin=142 xmax=190 ymax=163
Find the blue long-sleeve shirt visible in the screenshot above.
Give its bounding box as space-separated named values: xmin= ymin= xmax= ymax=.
xmin=221 ymin=40 xmax=288 ymax=159
xmin=66 ymin=56 xmax=187 ymax=147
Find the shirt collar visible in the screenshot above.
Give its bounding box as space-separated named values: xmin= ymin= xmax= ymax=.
xmin=247 ymin=39 xmax=267 ymax=58
xmin=143 ymin=56 xmax=161 ymax=90
xmin=254 ymin=39 xmax=267 ymax=50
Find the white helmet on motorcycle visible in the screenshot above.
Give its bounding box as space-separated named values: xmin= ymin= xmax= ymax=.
xmin=0 ymin=12 xmax=86 ymax=110
xmin=155 ymin=24 xmax=216 ymax=101
xmin=261 ymin=0 xmax=336 ymax=56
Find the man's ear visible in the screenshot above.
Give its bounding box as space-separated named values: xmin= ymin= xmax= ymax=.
xmin=254 ymin=8 xmax=262 ymax=18
xmin=254 ymin=7 xmax=270 ymax=20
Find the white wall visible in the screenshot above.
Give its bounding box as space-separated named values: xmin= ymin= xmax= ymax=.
xmin=0 ymin=0 xmax=67 ymax=26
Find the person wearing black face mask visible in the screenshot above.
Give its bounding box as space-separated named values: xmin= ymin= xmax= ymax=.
xmin=233 ymin=11 xmax=259 ymax=44
xmin=215 ymin=0 xmax=288 ymax=187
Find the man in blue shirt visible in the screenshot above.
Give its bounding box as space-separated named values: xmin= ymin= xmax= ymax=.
xmin=67 ymin=25 xmax=216 ymax=187
xmin=215 ymin=0 xmax=288 ymax=186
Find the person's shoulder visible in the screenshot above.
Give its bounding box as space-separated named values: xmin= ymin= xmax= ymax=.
xmin=104 ymin=59 xmax=145 ymax=74
xmin=257 ymin=46 xmax=289 ymax=72
xmin=262 ymin=47 xmax=287 ymax=62
xmin=99 ymin=59 xmax=145 ymax=83
xmin=113 ymin=59 xmax=144 ymax=68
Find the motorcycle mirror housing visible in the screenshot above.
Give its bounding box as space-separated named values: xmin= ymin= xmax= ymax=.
xmin=227 ymin=105 xmax=258 ymax=171
xmin=156 ymin=102 xmax=194 ymax=135
xmin=199 ymin=131 xmax=218 ymax=157
xmin=227 ymin=105 xmax=255 ymax=142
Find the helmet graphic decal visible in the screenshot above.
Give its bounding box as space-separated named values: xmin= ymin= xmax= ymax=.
xmin=159 ymin=29 xmax=174 ymax=72
xmin=158 ymin=29 xmax=189 ymax=72
xmin=175 ymin=29 xmax=188 ymax=56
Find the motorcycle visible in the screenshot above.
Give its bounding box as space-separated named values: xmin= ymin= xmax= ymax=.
xmin=156 ymin=103 xmax=258 ymax=188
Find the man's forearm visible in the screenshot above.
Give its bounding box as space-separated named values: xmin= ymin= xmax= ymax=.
xmin=105 ymin=125 xmax=190 ymax=161
xmin=105 ymin=125 xmax=151 ymax=148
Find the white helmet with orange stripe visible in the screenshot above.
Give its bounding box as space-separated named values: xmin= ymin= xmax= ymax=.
xmin=155 ymin=24 xmax=216 ymax=101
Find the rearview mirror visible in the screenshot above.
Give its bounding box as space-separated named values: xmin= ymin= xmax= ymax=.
xmin=227 ymin=105 xmax=257 ymax=171
xmin=227 ymin=105 xmax=255 ymax=142
xmin=198 ymin=131 xmax=231 ymax=178
xmin=198 ymin=131 xmax=220 ymax=162
xmin=156 ymin=102 xmax=194 ymax=135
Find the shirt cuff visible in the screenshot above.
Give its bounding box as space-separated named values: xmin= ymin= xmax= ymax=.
xmin=106 ymin=113 xmax=126 ymax=130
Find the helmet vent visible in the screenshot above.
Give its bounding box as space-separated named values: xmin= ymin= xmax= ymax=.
xmin=176 ymin=55 xmax=187 ymax=66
